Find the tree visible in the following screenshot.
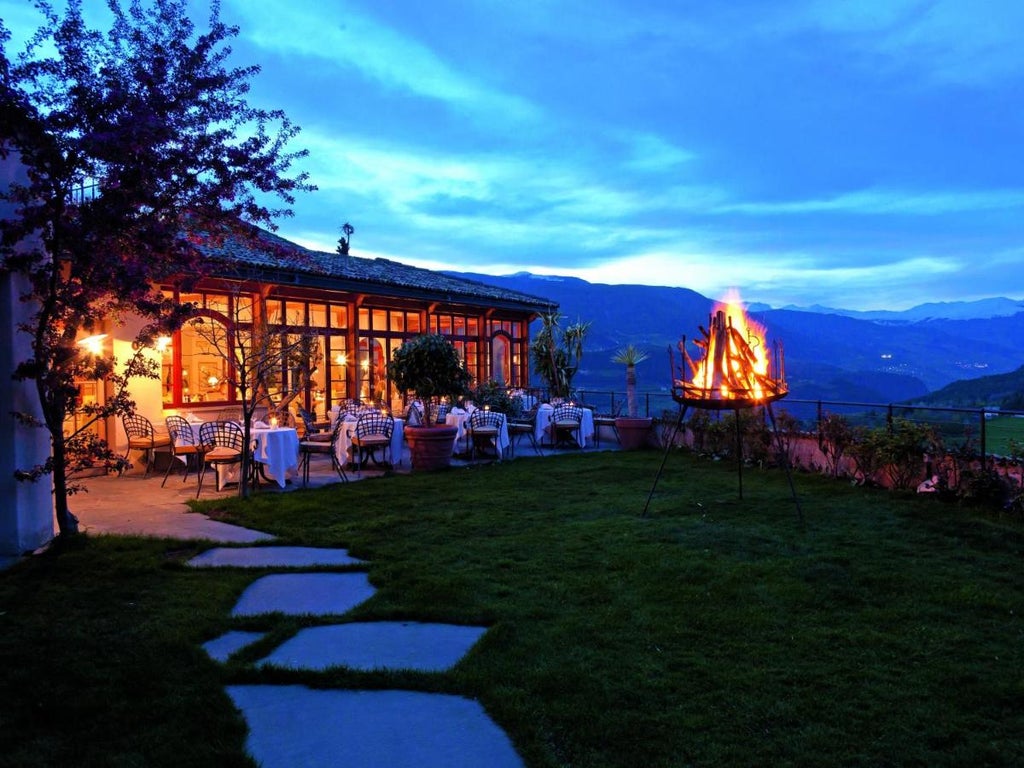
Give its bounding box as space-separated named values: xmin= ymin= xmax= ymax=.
xmin=530 ymin=311 xmax=590 ymax=400
xmin=387 ymin=333 xmax=472 ymax=428
xmin=611 ymin=344 xmax=650 ymax=418
xmin=0 ymin=0 xmax=313 ymax=536
xmin=185 ymin=282 xmax=321 ymax=497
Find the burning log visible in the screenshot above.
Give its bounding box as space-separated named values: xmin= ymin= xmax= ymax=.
xmin=671 ymin=299 xmax=787 ymax=409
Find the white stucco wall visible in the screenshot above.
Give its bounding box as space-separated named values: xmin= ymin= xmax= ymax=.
xmin=1 ymin=149 xmax=55 ymax=555
xmin=110 ymin=318 xmax=165 ymax=453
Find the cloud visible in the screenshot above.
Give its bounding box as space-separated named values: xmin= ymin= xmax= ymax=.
xmin=716 ymin=188 xmax=1024 ymax=216
xmin=799 ymin=0 xmax=1024 ymax=85
xmin=225 ymin=0 xmax=540 ymax=123
xmin=621 ymin=133 xmax=696 ymax=173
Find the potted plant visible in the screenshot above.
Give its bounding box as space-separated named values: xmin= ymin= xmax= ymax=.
xmin=530 ymin=311 xmax=591 ymax=400
xmin=612 ymin=344 xmax=652 ymax=450
xmin=387 ymin=333 xmax=472 ymax=470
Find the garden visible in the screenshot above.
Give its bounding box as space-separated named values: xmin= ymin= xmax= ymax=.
xmin=2 ymin=450 xmax=1023 ymax=767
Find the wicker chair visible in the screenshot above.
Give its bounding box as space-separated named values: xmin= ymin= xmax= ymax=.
xmin=348 ymin=411 xmax=395 ymax=472
xmin=298 ymin=418 xmax=349 ymax=486
xmin=468 ymin=409 xmax=505 ymax=460
xmin=121 ymin=414 xmax=172 ymax=477
xmin=550 ymin=404 xmax=585 ymax=449
xmin=507 ymin=406 xmax=543 ymax=457
xmin=195 ymin=421 xmax=245 ymax=497
xmin=161 ymin=415 xmax=207 ymax=487
xmin=297 ymin=407 xmax=330 ymax=442
xmin=592 ymin=400 xmax=623 ymax=447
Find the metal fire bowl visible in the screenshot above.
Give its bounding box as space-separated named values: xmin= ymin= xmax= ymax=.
xmin=672 ymin=386 xmax=789 ymax=411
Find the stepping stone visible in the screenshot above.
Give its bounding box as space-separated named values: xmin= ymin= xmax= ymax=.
xmin=257 ymin=621 xmax=488 ymax=672
xmin=226 ymin=685 xmax=524 ymax=768
xmin=187 ymin=546 xmax=365 ymax=568
xmin=202 ymin=630 xmax=267 ymax=662
xmin=231 ymin=573 xmax=375 ymax=617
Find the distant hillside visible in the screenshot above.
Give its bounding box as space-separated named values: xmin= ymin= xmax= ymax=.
xmin=780 ymin=297 xmax=1024 ymax=322
xmin=448 ymin=271 xmax=1024 ymax=403
xmin=911 ymin=365 xmax=1024 ymax=409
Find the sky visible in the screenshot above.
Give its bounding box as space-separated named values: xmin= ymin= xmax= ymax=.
xmin=4 ymin=0 xmax=1024 ymax=311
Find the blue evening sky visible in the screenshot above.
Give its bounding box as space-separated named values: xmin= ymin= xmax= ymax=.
xmin=4 ymin=1 xmax=1024 ymax=310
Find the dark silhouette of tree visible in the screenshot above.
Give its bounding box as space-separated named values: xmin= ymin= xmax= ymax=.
xmin=336 ymin=221 xmax=354 ymax=255
xmin=0 ymin=0 xmax=314 ymax=536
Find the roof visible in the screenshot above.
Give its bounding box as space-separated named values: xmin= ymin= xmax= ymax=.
xmin=197 ymin=225 xmax=557 ymax=314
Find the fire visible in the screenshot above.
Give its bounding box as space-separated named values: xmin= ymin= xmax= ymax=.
xmin=673 ymin=290 xmax=786 ymax=406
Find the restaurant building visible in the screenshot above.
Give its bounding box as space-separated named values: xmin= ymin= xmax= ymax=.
xmin=1 ymin=146 xmax=555 ymax=556
xmin=150 ymin=225 xmax=555 ymax=422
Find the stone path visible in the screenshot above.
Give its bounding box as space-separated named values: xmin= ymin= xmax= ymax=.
xmin=188 ymin=546 xmax=523 ymax=767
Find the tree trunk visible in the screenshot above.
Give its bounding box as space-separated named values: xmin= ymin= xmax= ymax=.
xmin=43 ymin=388 xmax=79 ymax=536
xmin=626 ymin=364 xmax=638 ymax=418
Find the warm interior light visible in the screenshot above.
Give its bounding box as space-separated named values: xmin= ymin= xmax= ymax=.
xmin=207 ymin=375 xmax=219 ymax=388
xmin=156 ymin=335 xmax=172 ymax=353
xmin=76 ymin=333 xmax=108 ymax=356
xmin=334 ymin=353 xmax=348 ymax=366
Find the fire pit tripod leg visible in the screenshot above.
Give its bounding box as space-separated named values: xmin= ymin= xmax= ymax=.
xmin=642 ymin=404 xmax=687 ymax=517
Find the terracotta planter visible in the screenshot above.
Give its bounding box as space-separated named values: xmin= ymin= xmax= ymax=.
xmin=615 ymin=416 xmax=653 ymax=450
xmin=404 ymin=425 xmax=459 ymax=471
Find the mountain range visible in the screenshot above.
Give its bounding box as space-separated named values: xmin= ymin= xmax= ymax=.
xmin=449 ymin=271 xmax=1024 ymax=406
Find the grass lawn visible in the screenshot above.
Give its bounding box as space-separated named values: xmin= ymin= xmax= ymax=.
xmin=2 ymin=450 xmax=1024 ymax=767
xmin=983 ymin=415 xmax=1024 ymax=457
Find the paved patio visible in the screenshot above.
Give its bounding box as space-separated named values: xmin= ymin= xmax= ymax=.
xmin=70 ymin=426 xmax=617 ymax=540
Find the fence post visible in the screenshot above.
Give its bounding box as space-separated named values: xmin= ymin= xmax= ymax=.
xmin=980 ymin=409 xmax=987 ymax=468
xmin=887 ymin=404 xmax=893 ymax=432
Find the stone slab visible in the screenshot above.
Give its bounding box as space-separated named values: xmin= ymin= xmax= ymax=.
xmin=231 ymin=572 xmax=376 ymax=617
xmin=257 ymin=621 xmax=487 ymax=672
xmin=187 ymin=546 xmax=365 ymax=568
xmin=202 ymin=630 xmax=267 ymax=662
xmin=226 ymin=685 xmax=523 ymax=768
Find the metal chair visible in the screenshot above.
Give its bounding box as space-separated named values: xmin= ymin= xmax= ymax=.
xmin=348 ymin=411 xmax=395 ymax=472
xmin=161 ymin=415 xmax=207 ymax=487
xmin=551 ymin=404 xmax=585 ymax=449
xmin=297 ymin=407 xmax=329 ymax=441
xmin=298 ymin=418 xmax=349 ymax=486
xmin=592 ymin=400 xmax=623 ymax=447
xmin=121 ymin=414 xmax=172 ymax=477
xmin=195 ymin=421 xmax=245 ymax=497
xmin=468 ymin=409 xmax=505 ymax=460
xmin=508 ymin=407 xmax=543 ymax=457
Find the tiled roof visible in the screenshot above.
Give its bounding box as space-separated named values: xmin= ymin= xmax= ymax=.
xmin=197 ymin=225 xmax=557 ymax=313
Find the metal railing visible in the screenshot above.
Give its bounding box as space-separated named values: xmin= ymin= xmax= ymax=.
xmin=567 ymin=389 xmax=1024 ymax=465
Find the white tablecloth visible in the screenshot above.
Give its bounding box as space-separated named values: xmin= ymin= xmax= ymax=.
xmin=334 ymin=416 xmax=405 ymax=468
xmin=448 ymin=410 xmax=510 ymax=459
xmin=181 ymin=420 xmax=299 ymax=489
xmin=534 ymin=404 xmax=595 ymax=448
xmin=251 ymin=427 xmax=299 ymax=488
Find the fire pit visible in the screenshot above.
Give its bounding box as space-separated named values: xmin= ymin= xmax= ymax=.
xmin=672 ymin=295 xmax=787 ymax=409
xmin=645 ymin=293 xmax=801 ymax=520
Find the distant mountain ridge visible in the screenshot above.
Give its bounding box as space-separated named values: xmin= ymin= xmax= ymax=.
xmin=775 ymin=297 xmax=1024 ymax=322
xmin=445 ymin=271 xmax=1024 ymax=404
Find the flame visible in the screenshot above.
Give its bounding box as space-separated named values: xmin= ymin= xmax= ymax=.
xmin=680 ymin=290 xmax=783 ymax=403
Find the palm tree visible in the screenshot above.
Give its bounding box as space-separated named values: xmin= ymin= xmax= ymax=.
xmin=530 ymin=312 xmax=591 ymax=400
xmin=612 ymin=344 xmax=650 ymax=418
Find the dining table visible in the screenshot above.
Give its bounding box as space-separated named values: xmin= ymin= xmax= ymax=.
xmin=534 ymin=404 xmax=596 ymax=448
xmin=178 ymin=417 xmax=299 ymax=489
xmin=250 ymin=425 xmax=300 ymax=488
